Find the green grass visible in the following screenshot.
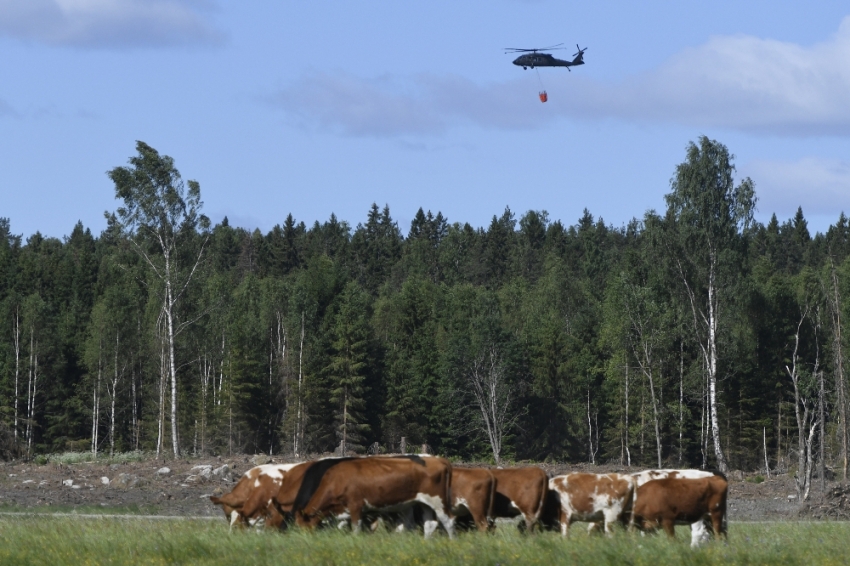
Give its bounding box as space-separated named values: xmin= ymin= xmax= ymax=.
xmin=0 ymin=519 xmax=846 ymax=565
xmin=0 ymin=502 xmax=172 ymax=515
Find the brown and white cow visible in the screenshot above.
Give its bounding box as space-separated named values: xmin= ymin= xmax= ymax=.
xmin=209 ymin=463 xmax=301 ymax=529
xmin=450 ymin=467 xmax=496 ymax=532
xmin=548 ymin=473 xmax=635 ymax=536
xmin=291 ymin=455 xmax=456 ymax=538
xmin=631 ymin=473 xmax=728 ymax=547
xmin=631 ymin=469 xmax=717 ymax=546
xmin=490 ymin=467 xmax=548 ymax=532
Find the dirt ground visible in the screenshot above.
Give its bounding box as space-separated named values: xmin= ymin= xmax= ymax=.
xmin=0 ymin=455 xmax=847 ymax=521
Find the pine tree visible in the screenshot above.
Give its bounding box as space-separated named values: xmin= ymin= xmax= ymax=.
xmin=326 ymin=282 xmax=371 ymax=453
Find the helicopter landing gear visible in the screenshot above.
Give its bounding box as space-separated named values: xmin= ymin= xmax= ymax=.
xmin=523 ymin=66 xmax=527 ymax=70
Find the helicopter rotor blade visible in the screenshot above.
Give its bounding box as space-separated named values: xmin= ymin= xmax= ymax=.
xmin=505 ymin=44 xmax=567 ymax=54
xmin=573 ymin=44 xmax=587 ymax=57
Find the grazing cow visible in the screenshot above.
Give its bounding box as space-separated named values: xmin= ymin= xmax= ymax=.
xmin=209 ymin=463 xmax=301 ymax=529
xmin=490 ymin=467 xmax=548 ymax=531
xmin=451 ymin=467 xmax=496 ymax=532
xmin=631 ymin=474 xmax=728 ymax=547
xmin=548 ymin=473 xmax=635 ymax=536
xmin=631 ymin=469 xmax=716 ymax=545
xmin=291 ymin=455 xmax=455 ymax=538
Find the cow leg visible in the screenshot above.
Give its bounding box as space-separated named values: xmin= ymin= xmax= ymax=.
xmin=602 ymin=509 xmax=620 ymax=536
xmin=415 ymin=494 xmax=456 ymax=539
xmin=421 ymin=506 xmax=439 ymax=539
xmin=559 ymin=509 xmax=570 ymax=537
xmin=661 ymin=519 xmax=676 ymax=539
xmin=468 ymin=503 xmax=489 ymax=533
xmin=229 ymin=510 xmax=240 ymax=531
xmin=349 ymin=506 xmax=364 ymax=533
xmin=395 ymin=506 xmax=416 ymax=533
xmin=690 ymin=519 xmax=709 ymax=548
xmin=710 ymin=510 xmax=726 ymax=541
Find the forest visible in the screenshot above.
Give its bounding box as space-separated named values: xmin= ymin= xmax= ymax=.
xmin=1 ymin=137 xmax=849 ymax=491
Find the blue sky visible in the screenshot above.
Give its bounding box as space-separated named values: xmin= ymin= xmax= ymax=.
xmin=2 ymin=1 xmax=850 ymax=238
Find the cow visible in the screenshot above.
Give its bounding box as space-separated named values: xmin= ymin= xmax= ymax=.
xmin=209 ymin=463 xmax=301 ymax=529
xmin=289 ymin=455 xmax=456 ymax=538
xmin=630 ymin=473 xmax=728 ymax=547
xmin=631 ymin=469 xmax=717 ymax=546
xmin=489 ymin=467 xmax=548 ymax=532
xmin=450 ymin=467 xmax=496 ymax=532
xmin=547 ymin=473 xmax=635 ymax=536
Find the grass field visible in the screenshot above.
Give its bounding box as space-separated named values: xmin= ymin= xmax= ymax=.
xmin=0 ymin=518 xmax=846 ymax=565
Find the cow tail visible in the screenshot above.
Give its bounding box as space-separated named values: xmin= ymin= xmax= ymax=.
xmin=445 ymin=465 xmax=453 ymax=514
xmin=533 ymin=474 xmax=547 ymax=529
xmin=487 ymin=474 xmax=496 ymax=522
xmin=628 ymin=479 xmax=637 ymax=531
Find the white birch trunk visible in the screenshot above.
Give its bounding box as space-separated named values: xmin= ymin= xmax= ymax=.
xmin=156 ymin=327 xmax=167 ymax=458
xmin=829 ymin=261 xmax=848 ymax=480
xmin=786 ymin=308 xmax=818 ymax=501
xmin=27 ymin=338 xmax=38 ymax=458
xmin=13 ymin=308 xmax=19 ymax=446
xmin=624 ymin=364 xmax=631 ymax=467
xmin=679 ymin=341 xmax=684 ymax=465
xmin=706 ymin=257 xmax=728 ymax=472
xmin=164 ymin=251 xmax=179 ymax=457
xmin=295 ymin=311 xmax=305 ymax=458
xmin=91 ymin=344 xmax=101 ymax=457
xmin=108 ymin=331 xmax=121 ymax=457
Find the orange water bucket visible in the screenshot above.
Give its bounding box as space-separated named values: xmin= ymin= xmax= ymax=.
xmin=539 ymin=91 xmax=548 ymax=103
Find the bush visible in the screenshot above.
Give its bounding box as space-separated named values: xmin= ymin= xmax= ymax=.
xmin=746 ymin=475 xmax=765 ymax=484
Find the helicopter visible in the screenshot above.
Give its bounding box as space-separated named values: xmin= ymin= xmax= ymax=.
xmin=505 ymin=44 xmax=587 ymax=70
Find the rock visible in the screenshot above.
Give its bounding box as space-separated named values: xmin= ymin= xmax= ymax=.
xmin=71 ymin=485 xmax=81 ymax=490
xmin=251 ymin=454 xmax=272 ymax=466
xmin=730 ymin=470 xmax=744 ymax=482
xmin=788 ymin=494 xmax=797 ymax=500
xmin=184 ymin=474 xmax=200 ymax=484
xmin=62 ymin=479 xmax=74 ymax=487
xmin=212 ymin=464 xmax=230 ymax=481
xmin=22 ymin=480 xmax=34 ymax=484
xmin=191 ymin=465 xmax=213 ymax=480
xmin=112 ymin=473 xmax=142 ymax=489
xmin=100 ymin=477 xmax=110 ymax=485
xmin=155 ymin=467 xmax=171 ymax=476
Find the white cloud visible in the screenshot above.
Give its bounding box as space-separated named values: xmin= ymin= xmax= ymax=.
xmin=0 ymin=0 xmax=224 ymax=48
xmin=273 ymin=73 xmax=446 ymax=137
xmin=272 ymin=17 xmax=850 ymax=138
xmin=566 ymin=17 xmax=850 ymax=135
xmin=271 ymin=71 xmax=550 ymax=137
xmin=741 ymin=157 xmax=850 ymax=217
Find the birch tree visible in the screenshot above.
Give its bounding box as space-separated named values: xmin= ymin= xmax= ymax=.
xmin=663 ymin=136 xmax=755 ymax=473
xmin=22 ymin=293 xmax=46 ymax=459
xmin=621 ymin=277 xmax=669 ymax=468
xmin=108 ymin=141 xmax=210 ymax=457
xmin=467 ymin=347 xmax=521 ymax=465
xmin=785 ymin=295 xmax=820 ymax=501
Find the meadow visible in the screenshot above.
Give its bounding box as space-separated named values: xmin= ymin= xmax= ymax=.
xmin=0 ymin=518 xmax=847 ymax=565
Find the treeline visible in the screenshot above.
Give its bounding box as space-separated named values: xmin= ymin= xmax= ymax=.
xmin=1 ymin=138 xmax=850 ymax=483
